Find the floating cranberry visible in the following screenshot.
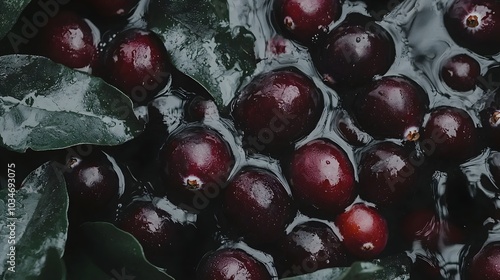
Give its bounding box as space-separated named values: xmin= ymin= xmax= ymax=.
xmin=287 ymin=139 xmax=356 ymax=215
xmin=312 ymin=13 xmax=395 ymax=86
xmin=354 ymin=76 xmax=429 ymax=141
xmin=336 ymin=204 xmax=388 ymax=259
xmin=231 ymin=68 xmax=323 ymax=154
xmin=444 ymin=0 xmax=500 ymax=56
xmin=440 ymin=54 xmax=481 ymax=92
xmin=273 ymin=0 xmax=342 ymax=45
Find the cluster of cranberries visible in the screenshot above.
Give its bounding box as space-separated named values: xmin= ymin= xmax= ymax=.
xmin=6 ymin=0 xmax=500 ymax=279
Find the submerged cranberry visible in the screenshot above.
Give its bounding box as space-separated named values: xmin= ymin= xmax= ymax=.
xmin=223 ymin=167 xmax=294 ymax=245
xmin=37 ymin=10 xmax=97 ymax=69
xmin=273 ymin=0 xmax=342 ymax=45
xmin=312 ymin=13 xmax=395 ymax=86
xmin=480 ymin=103 xmax=500 ymax=151
xmin=336 ymin=204 xmax=388 ymax=259
xmin=117 ymin=201 xmax=189 ymax=267
xmin=358 ymin=142 xmax=418 ymax=206
xmin=231 ymin=68 xmax=323 ymax=154
xmin=420 ymin=106 xmax=479 ymax=162
xmin=440 ymin=54 xmax=481 ymax=92
xmin=196 ymin=248 xmax=272 ymax=280
xmin=287 ymin=139 xmax=356 ymax=215
xmin=100 ymin=28 xmax=173 ymax=104
xmin=444 ymin=0 xmax=500 ymax=56
xmin=354 ymin=76 xmax=429 ymax=141
xmin=63 ymin=150 xmax=119 ymax=214
xmin=159 ymin=125 xmax=234 ymax=208
xmin=465 ymin=242 xmax=500 ymax=280
xmin=274 ymin=221 xmax=350 ymax=277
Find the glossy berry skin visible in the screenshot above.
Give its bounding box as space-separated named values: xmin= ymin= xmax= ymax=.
xmin=38 ymin=11 xmax=97 ymax=69
xmin=358 ymin=142 xmax=418 ymax=206
xmin=441 ymin=54 xmax=481 ymax=92
xmin=287 ymin=139 xmax=356 ymax=215
xmin=274 ymin=221 xmax=349 ymax=278
xmin=336 ymin=204 xmax=388 ymax=259
xmin=231 ymin=68 xmax=323 ymax=154
xmin=444 ymin=0 xmax=500 ymax=56
xmin=117 ymin=201 xmax=189 ymax=267
xmin=465 ymin=242 xmax=500 ymax=280
xmin=223 ymin=168 xmax=294 ymax=244
xmin=354 ymin=76 xmax=429 ymax=141
xmin=63 ymin=151 xmax=119 ymax=213
xmin=196 ymin=248 xmax=271 ymax=280
xmin=101 ymin=28 xmax=172 ymax=104
xmin=480 ymin=100 xmax=500 ymax=151
xmin=312 ymin=13 xmax=395 ymax=86
xmin=185 ymin=96 xmax=219 ymax=122
xmin=273 ymin=0 xmax=342 ymax=45
xmin=400 ymin=209 xmax=465 ymax=250
xmin=84 ymin=0 xmax=139 ymax=17
xmin=420 ymin=106 xmax=479 ymax=162
xmin=159 ymin=125 xmax=234 ymax=207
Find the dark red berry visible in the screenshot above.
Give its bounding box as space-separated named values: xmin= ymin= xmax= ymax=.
xmin=312 ymin=13 xmax=395 ymax=86
xmin=116 ymin=201 xmax=189 ymax=267
xmin=444 ymin=0 xmax=500 ymax=56
xmin=287 ymin=139 xmax=356 ymax=215
xmin=159 ymin=125 xmax=234 ymax=208
xmin=231 ymin=68 xmax=323 ymax=154
xmin=400 ymin=209 xmax=465 ymax=250
xmin=84 ymin=0 xmax=139 ymax=17
xmin=101 ymin=28 xmax=172 ymax=104
xmin=223 ymin=167 xmax=295 ymax=244
xmin=465 ymin=242 xmax=500 ymax=280
xmin=274 ymin=221 xmax=350 ymax=278
xmin=420 ymin=106 xmax=479 ymax=162
xmin=336 ymin=203 xmax=388 ymax=259
xmin=273 ymin=0 xmax=342 ymax=45
xmin=185 ymin=96 xmax=219 ymax=122
xmin=196 ymin=248 xmax=271 ymax=280
xmin=37 ymin=10 xmax=97 ymax=69
xmin=354 ymin=76 xmax=429 ymax=141
xmin=358 ymin=142 xmax=418 ymax=206
xmin=480 ymin=102 xmax=500 ymax=151
xmin=63 ymin=150 xmax=119 ymax=213
xmin=440 ymin=54 xmax=481 ymax=92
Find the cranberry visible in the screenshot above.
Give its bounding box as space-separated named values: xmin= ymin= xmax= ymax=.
xmin=273 ymin=0 xmax=342 ymax=45
xmin=223 ymin=167 xmax=295 ymax=245
xmin=358 ymin=142 xmax=418 ymax=206
xmin=100 ymin=28 xmax=173 ymax=104
xmin=420 ymin=106 xmax=479 ymax=162
xmin=480 ymin=101 xmax=500 ymax=151
xmin=400 ymin=208 xmax=465 ymax=250
xmin=287 ymin=138 xmax=356 ymax=215
xmin=196 ymin=248 xmax=272 ymax=280
xmin=354 ymin=76 xmax=429 ymax=141
xmin=440 ymin=54 xmax=481 ymax=92
xmin=312 ymin=13 xmax=395 ymax=86
xmin=37 ymin=10 xmax=97 ymax=69
xmin=63 ymin=150 xmax=119 ymax=214
xmin=159 ymin=125 xmax=234 ymax=208
xmin=185 ymin=96 xmax=219 ymax=122
xmin=444 ymin=0 xmax=500 ymax=56
xmin=116 ymin=201 xmax=190 ymax=268
xmin=231 ymin=68 xmax=323 ymax=154
xmin=84 ymin=0 xmax=140 ymax=17
xmin=274 ymin=221 xmax=350 ymax=277
xmin=336 ymin=203 xmax=388 ymax=259
xmin=465 ymin=242 xmax=500 ymax=280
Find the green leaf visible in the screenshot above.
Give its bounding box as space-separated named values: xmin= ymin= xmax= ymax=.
xmin=65 ymin=251 xmax=113 ymax=280
xmin=0 ymin=0 xmax=31 ymax=41
xmin=78 ymin=222 xmax=174 ymax=280
xmin=148 ymin=0 xmax=257 ymax=108
xmin=0 ymin=162 xmax=69 ymax=279
xmin=38 ymin=247 xmax=67 ymax=280
xmin=281 ymin=254 xmax=411 ymax=280
xmin=0 ymin=54 xmax=145 ymax=152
